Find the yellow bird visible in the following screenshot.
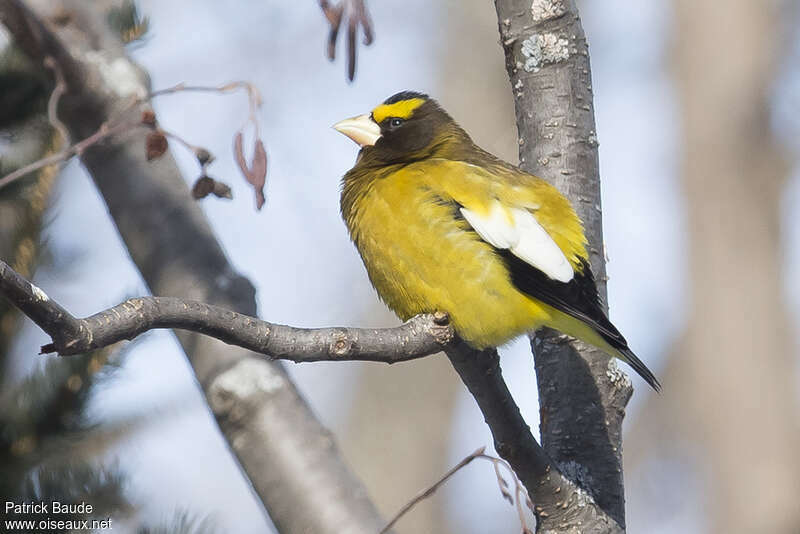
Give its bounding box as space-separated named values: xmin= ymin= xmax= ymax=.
xmin=334 ymin=91 xmax=660 ymax=391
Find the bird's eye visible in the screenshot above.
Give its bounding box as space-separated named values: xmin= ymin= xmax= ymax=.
xmin=389 ymin=117 xmax=404 ymax=128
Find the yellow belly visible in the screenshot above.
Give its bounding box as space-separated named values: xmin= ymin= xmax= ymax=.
xmin=344 ymin=170 xmax=552 ymax=348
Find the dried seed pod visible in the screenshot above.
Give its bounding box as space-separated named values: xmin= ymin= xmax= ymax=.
xmin=145 ymin=131 xmax=168 ymax=160
xmin=192 ymin=175 xmax=232 ymax=201
xmin=233 ymin=131 xmax=268 ymax=210
xmin=211 ymin=180 xmax=232 ymax=199
xmin=191 ymin=175 xmax=214 ymax=199
xmin=141 ymin=109 xmax=157 ymax=127
xmin=195 ymin=148 xmax=214 ymax=166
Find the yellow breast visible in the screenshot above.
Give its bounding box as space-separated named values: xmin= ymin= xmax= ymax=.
xmin=341 ymin=163 xmax=554 ymax=348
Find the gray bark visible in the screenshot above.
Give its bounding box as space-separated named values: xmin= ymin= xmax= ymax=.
xmin=0 ymin=266 xmax=453 ymax=362
xmin=444 ymin=343 xmax=623 ymax=534
xmin=0 ymin=1 xmax=388 ymax=533
xmin=494 ymin=0 xmax=632 ymax=529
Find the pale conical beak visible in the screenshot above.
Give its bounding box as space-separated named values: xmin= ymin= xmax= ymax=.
xmin=333 ymin=114 xmax=381 ymax=147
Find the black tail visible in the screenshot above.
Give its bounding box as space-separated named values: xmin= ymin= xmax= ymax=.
xmin=600 ymin=330 xmax=661 ymax=392
xmin=618 ymin=347 xmax=661 ymax=392
xmin=498 ymin=250 xmax=661 ymax=391
xmin=594 ymin=318 xmax=661 ymax=392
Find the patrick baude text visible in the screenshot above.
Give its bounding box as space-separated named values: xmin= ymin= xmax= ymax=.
xmin=5 ymin=501 xmax=93 ymax=514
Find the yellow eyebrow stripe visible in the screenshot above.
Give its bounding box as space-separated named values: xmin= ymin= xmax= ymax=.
xmin=371 ymin=98 xmax=425 ymax=123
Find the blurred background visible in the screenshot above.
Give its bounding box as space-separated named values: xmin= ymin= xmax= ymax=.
xmin=1 ymin=0 xmax=798 ymax=533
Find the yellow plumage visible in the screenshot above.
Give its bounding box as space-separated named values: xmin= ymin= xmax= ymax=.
xmin=343 ymin=159 xmax=583 ymax=348
xmin=335 ymin=91 xmax=659 ymax=390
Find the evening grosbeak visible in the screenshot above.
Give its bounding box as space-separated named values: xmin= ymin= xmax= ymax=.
xmin=334 ymin=91 xmax=659 ymax=391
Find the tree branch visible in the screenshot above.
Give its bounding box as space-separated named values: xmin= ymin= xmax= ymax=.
xmin=0 ymin=78 xmax=263 ymax=192
xmin=494 ymin=0 xmax=632 ymax=530
xmin=445 ymin=342 xmax=623 ymax=532
xmin=379 ymin=447 xmax=488 ymax=534
xmin=0 ymin=259 xmax=453 ymax=361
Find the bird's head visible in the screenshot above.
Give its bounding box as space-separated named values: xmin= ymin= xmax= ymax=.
xmin=334 ymin=91 xmax=467 ymax=163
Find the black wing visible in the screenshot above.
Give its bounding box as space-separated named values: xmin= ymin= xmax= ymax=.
xmin=499 ymin=250 xmax=661 ymax=391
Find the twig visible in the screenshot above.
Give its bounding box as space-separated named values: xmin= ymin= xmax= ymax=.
xmin=147 ymin=81 xmax=262 ymax=138
xmin=0 ymin=80 xmax=262 ymax=191
xmin=476 ymin=452 xmax=534 ymax=534
xmin=380 ymin=447 xmax=535 ymax=534
xmin=0 ymin=260 xmax=85 ymax=349
xmin=2 ymin=3 xmax=266 ymax=206
xmin=0 ymin=259 xmax=454 ymax=361
xmin=157 ymin=127 xmax=204 ymax=154
xmin=380 ymin=447 xmax=486 ymax=534
xmin=0 ymin=119 xmax=141 ymax=190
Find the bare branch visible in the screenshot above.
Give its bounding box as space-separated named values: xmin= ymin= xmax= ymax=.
xmin=443 ymin=342 xmax=622 ymax=531
xmin=147 ymin=81 xmax=263 ymax=137
xmin=0 ymin=259 xmax=85 ymax=347
xmin=380 ymin=447 xmax=487 ymax=534
xmin=0 ymin=259 xmax=454 ymax=361
xmin=0 ymin=80 xmax=262 ymax=192
xmin=0 ymin=116 xmax=140 ymax=190
xmin=477 ymin=452 xmax=535 ymax=534
xmin=381 ymin=446 xmax=536 ymax=534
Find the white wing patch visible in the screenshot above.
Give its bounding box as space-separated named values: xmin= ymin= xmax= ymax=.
xmin=460 ymin=202 xmax=574 ymax=283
